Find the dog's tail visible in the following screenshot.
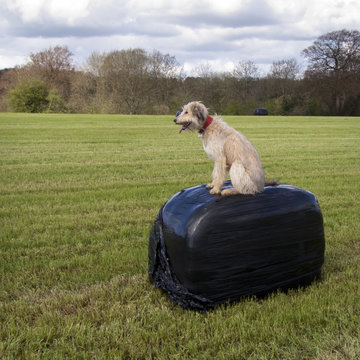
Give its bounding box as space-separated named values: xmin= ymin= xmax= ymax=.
xmin=265 ymin=179 xmax=280 ymax=186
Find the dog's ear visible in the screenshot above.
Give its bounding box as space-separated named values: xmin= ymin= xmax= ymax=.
xmin=193 ymin=103 xmax=206 ymax=121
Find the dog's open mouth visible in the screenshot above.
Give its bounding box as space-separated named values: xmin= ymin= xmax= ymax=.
xmin=179 ymin=122 xmax=191 ymax=134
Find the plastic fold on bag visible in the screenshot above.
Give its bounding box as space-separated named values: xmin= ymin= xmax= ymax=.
xmin=148 ymin=181 xmax=325 ymax=311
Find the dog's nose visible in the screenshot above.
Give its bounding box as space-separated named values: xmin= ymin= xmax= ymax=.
xmin=174 ymin=109 xmax=182 ymax=123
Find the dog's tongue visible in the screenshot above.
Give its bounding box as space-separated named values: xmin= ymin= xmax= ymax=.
xmin=179 ymin=123 xmax=190 ymax=134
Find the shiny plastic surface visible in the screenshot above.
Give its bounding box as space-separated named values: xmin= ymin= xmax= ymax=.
xmin=148 ymin=181 xmax=325 ymax=310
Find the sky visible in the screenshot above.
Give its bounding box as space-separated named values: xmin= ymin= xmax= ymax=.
xmin=1 ymin=0 xmax=360 ymax=75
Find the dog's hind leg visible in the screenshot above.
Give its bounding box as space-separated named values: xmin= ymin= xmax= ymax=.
xmin=222 ymin=161 xmax=260 ymax=196
xmin=208 ymin=159 xmax=227 ymax=195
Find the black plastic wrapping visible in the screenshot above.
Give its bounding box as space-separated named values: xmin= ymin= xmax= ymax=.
xmin=148 ymin=181 xmax=325 ymax=311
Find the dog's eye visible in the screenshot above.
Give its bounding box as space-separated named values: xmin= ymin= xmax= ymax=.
xmin=185 ymin=111 xmax=188 ymax=114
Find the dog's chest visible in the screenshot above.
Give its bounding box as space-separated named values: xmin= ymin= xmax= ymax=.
xmin=202 ymin=136 xmax=220 ymax=161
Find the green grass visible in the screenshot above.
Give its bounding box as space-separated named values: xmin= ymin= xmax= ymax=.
xmin=0 ymin=113 xmax=359 ymax=359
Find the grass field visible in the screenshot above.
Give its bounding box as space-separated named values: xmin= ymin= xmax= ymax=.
xmin=0 ymin=113 xmax=359 ymax=359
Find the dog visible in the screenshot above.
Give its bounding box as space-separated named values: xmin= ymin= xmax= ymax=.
xmin=174 ymin=101 xmax=274 ymax=196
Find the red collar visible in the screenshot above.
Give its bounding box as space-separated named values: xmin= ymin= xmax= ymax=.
xmin=199 ymin=116 xmax=213 ymax=134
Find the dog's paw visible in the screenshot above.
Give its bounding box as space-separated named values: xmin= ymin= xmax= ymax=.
xmin=209 ymin=187 xmax=221 ymax=195
xmin=206 ymin=183 xmax=214 ymax=189
xmin=221 ymin=189 xmax=239 ymax=196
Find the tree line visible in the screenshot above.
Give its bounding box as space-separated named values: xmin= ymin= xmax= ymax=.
xmin=1 ymin=29 xmax=360 ymax=116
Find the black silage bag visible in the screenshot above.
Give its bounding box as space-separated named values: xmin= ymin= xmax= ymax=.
xmin=148 ymin=181 xmax=325 ymax=311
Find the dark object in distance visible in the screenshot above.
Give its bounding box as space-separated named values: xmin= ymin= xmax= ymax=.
xmin=254 ymin=108 xmax=268 ymax=115
xmin=148 ymin=181 xmax=325 ymax=311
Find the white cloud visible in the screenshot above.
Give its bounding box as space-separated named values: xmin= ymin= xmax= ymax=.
xmin=5 ymin=0 xmax=44 ymax=22
xmin=208 ymin=0 xmax=243 ymax=14
xmin=5 ymin=0 xmax=104 ymax=24
xmin=1 ymin=0 xmax=360 ymax=72
xmin=46 ymin=0 xmax=92 ymax=23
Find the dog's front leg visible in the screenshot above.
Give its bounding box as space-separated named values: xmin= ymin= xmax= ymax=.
xmin=208 ymin=159 xmax=226 ymax=195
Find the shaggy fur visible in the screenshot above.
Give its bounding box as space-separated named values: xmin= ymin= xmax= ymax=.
xmin=174 ymin=101 xmax=266 ymax=196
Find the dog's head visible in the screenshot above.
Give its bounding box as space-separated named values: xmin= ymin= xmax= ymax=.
xmin=174 ymin=101 xmax=209 ymax=133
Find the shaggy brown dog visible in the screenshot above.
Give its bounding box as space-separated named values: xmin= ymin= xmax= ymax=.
xmin=174 ymin=101 xmax=270 ymax=196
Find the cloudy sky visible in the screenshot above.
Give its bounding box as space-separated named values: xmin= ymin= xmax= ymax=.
xmin=1 ymin=0 xmax=360 ymax=74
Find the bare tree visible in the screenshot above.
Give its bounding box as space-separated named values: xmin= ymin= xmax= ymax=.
xmin=231 ymin=60 xmax=260 ymax=103
xmin=302 ymin=29 xmax=360 ymax=114
xmin=84 ymin=51 xmax=106 ymax=77
xmin=302 ymin=29 xmax=360 ymax=74
xmin=270 ymin=58 xmax=301 ymax=80
xmin=233 ymin=60 xmax=260 ymax=80
xmin=29 ymin=45 xmax=74 ymax=73
xmin=147 ymin=50 xmax=180 ymax=113
xmin=26 ymin=45 xmax=75 ymax=100
xmin=103 ymin=49 xmax=150 ymax=113
xmin=94 ymin=48 xmax=181 ymax=114
xmin=267 ymin=58 xmax=301 ymax=98
xmin=187 ymin=63 xmax=215 ymax=104
xmin=191 ymin=62 xmax=214 ymax=78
